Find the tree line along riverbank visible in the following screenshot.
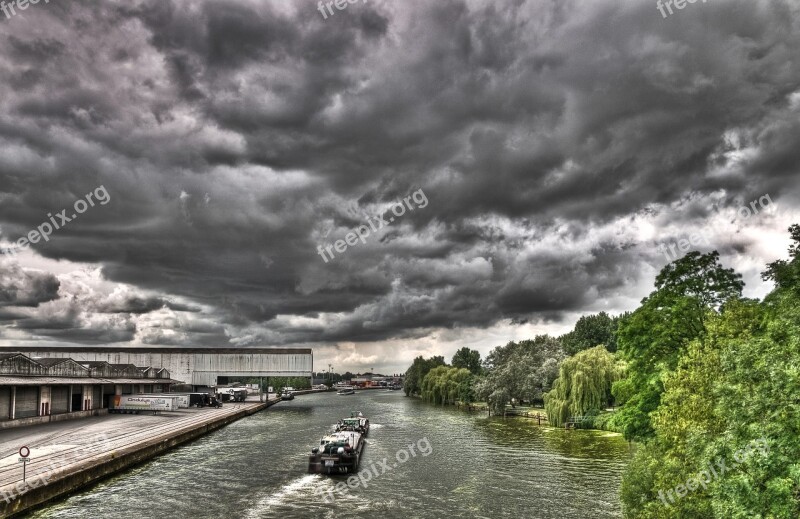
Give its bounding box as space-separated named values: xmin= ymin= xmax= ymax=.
xmin=403 ymin=225 xmax=800 ymax=518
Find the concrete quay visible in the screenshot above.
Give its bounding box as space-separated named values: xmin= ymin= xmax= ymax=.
xmin=0 ymin=397 xmax=278 ymax=517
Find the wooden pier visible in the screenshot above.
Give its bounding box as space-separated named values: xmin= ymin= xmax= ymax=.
xmin=564 ymin=415 xmax=589 ymax=429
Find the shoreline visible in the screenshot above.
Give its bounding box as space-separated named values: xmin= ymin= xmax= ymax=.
xmin=405 ymin=394 xmax=624 ymax=432
xmin=0 ymin=399 xmax=279 ymax=518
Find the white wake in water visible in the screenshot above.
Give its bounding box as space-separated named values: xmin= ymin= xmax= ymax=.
xmin=246 ymin=474 xmax=320 ymax=517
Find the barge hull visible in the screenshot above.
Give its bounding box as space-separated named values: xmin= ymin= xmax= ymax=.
xmin=308 ymin=442 xmax=364 ymax=474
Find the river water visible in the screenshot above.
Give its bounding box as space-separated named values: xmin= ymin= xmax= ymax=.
xmin=30 ymin=391 xmax=631 ymax=518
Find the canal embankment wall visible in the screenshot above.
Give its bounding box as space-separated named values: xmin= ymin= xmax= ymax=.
xmin=1 ymin=400 xmax=277 ymax=518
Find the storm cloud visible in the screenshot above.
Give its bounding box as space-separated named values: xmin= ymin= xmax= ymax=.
xmin=1 ymin=0 xmax=799 ymax=372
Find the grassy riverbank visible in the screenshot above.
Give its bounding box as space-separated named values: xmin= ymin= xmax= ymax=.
xmin=419 ymin=397 xmax=623 ymax=433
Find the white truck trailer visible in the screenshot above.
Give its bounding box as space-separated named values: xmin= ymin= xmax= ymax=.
xmin=109 ymin=395 xmax=180 ymax=414
xmin=132 ymin=393 xmax=191 ymax=408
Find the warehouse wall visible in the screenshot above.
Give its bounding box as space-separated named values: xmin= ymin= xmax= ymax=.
xmin=11 ymin=350 xmax=313 ymax=386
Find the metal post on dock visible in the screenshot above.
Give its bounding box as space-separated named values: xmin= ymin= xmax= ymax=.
xmin=19 ymin=445 xmax=30 ymax=482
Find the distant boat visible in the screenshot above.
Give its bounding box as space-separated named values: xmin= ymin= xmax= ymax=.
xmin=336 ymin=386 xmax=355 ymax=395
xmin=280 ymin=390 xmax=294 ymax=400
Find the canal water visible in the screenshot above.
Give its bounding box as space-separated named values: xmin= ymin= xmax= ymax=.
xmin=30 ymin=391 xmax=631 ymax=518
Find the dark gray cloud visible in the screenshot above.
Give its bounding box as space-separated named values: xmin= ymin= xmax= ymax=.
xmin=0 ymin=264 xmax=60 ymax=308
xmin=1 ymin=0 xmax=799 ymax=371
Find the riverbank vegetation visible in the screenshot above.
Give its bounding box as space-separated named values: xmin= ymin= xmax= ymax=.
xmin=404 ymin=327 xmax=620 ymax=424
xmin=404 ymin=225 xmax=800 ymax=517
xmin=544 ymin=346 xmax=621 ymax=428
xmin=616 ymin=227 xmax=800 ymax=518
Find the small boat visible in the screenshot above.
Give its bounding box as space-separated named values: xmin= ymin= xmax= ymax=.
xmin=280 ymin=390 xmax=294 ymax=400
xmin=336 ymin=385 xmax=355 ymax=395
xmin=308 ymin=412 xmax=369 ymax=474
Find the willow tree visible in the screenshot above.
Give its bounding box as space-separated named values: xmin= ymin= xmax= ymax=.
xmin=420 ymin=366 xmax=473 ymax=405
xmin=544 ymin=346 xmax=620 ymax=427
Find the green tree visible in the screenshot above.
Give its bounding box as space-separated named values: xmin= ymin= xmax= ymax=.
xmin=620 ymin=301 xmax=760 ymax=518
xmin=620 ymin=228 xmax=800 ymax=517
xmin=612 ymin=251 xmax=743 ymax=441
xmin=560 ymin=311 xmax=622 ymax=355
xmin=451 ymin=347 xmax=482 ymax=375
xmin=544 ymin=346 xmax=621 ymax=428
xmin=476 ymin=335 xmax=564 ymax=413
xmin=403 ymin=355 xmax=445 ymax=396
xmin=420 ymin=366 xmax=474 ymax=406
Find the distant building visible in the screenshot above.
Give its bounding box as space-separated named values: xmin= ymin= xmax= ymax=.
xmin=349 ymin=374 xmax=404 ymax=387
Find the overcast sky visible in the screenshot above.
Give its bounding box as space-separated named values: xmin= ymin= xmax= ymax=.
xmin=1 ymin=0 xmax=799 ymax=375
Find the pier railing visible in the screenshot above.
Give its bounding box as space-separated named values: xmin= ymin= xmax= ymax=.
xmin=565 ymin=415 xmax=590 ymax=429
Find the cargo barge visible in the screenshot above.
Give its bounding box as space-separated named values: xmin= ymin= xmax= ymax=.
xmin=308 ymin=412 xmax=369 ymax=474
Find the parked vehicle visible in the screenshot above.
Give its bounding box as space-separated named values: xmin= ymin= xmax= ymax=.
xmin=109 ymin=395 xmax=179 ymax=414
xmin=133 ymin=393 xmax=190 ymax=408
xmin=188 ymin=393 xmax=210 ymax=407
xmin=217 ymin=387 xmax=248 ymax=402
xmin=192 ymin=393 xmax=222 ymax=408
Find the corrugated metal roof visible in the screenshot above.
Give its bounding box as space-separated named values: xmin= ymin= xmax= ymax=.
xmin=107 ymin=378 xmax=178 ymax=384
xmin=35 ymin=358 xmax=73 ymax=367
xmin=0 ymin=346 xmax=312 ymax=354
xmin=77 ymin=361 xmax=112 ymax=367
xmin=0 ymin=376 xmax=178 ymax=385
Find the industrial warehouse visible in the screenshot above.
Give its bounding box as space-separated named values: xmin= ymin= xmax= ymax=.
xmin=0 ymin=347 xmax=314 ymax=428
xmin=0 ymin=347 xmax=314 ymax=387
xmin=0 ymin=352 xmax=175 ymax=427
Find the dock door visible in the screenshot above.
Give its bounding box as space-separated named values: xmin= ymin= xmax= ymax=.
xmin=93 ymin=386 xmax=103 ymax=409
xmin=51 ymin=385 xmax=70 ymax=414
xmin=71 ymin=386 xmax=82 ymax=412
xmin=15 ymin=387 xmax=39 ymax=418
xmin=0 ymin=387 xmax=10 ymax=421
